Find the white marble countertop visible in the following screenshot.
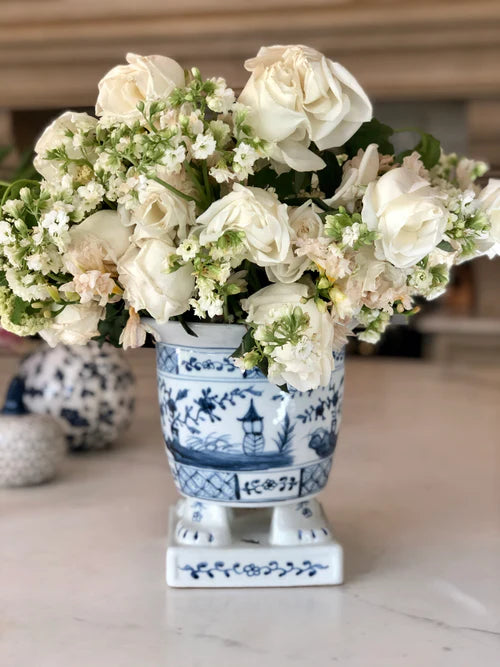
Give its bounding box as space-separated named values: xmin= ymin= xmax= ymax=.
xmin=1 ymin=350 xmax=499 ymax=666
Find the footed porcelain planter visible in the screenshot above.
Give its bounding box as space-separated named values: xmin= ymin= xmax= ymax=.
xmin=152 ymin=322 xmax=345 ymax=588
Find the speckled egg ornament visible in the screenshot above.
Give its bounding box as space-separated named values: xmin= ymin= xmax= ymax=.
xmin=19 ymin=342 xmax=135 ymax=451
xmin=0 ymin=377 xmax=66 ymax=487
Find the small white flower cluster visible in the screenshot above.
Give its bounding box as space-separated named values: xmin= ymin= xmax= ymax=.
xmin=0 ymin=45 xmax=499 ymax=391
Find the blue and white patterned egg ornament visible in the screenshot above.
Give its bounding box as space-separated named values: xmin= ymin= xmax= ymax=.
xmin=0 ymin=376 xmax=66 ymax=487
xmin=19 ymin=342 xmax=136 ymax=451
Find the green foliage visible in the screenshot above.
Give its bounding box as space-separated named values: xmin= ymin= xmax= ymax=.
xmin=248 ymin=165 xmax=312 ymax=200
xmin=345 ymin=118 xmax=395 ymax=156
xmin=94 ymin=302 xmax=129 ymax=347
xmin=437 ymin=240 xmax=454 ymax=252
xmin=396 ymin=130 xmax=441 ymax=169
xmin=316 ymin=150 xmax=342 ymax=198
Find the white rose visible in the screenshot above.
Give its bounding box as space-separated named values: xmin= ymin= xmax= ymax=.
xmin=96 ymin=53 xmax=185 ymax=121
xmin=196 ymin=184 xmax=292 ymax=266
xmin=64 ymin=210 xmax=131 ymax=274
xmin=266 ymin=201 xmax=323 ymax=283
xmin=34 ymin=112 xmax=97 ymax=183
xmin=325 ymin=143 xmax=380 ymax=211
xmin=362 ymin=166 xmax=447 ymax=268
xmin=119 ymin=181 xmax=195 ymax=245
xmin=40 ymin=303 xmax=104 ymax=347
xmin=118 ymin=238 xmax=194 ymax=323
xmin=242 ymin=282 xmax=334 ymax=391
xmin=476 ymin=179 xmax=500 ymax=258
xmin=239 ymin=45 xmax=372 ymax=172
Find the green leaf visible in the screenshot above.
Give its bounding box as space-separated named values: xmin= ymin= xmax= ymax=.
xmin=11 ymin=150 xmax=40 ymax=183
xmin=248 ymin=166 xmax=311 ymax=200
xmin=10 ymin=296 xmax=29 ymax=326
xmin=93 ymin=302 xmax=129 ymax=347
xmin=0 ymin=146 xmax=12 ymax=165
xmin=232 ymin=328 xmax=254 ymax=359
xmin=317 ymin=150 xmax=342 ymax=198
xmin=177 ymin=315 xmax=198 ymax=338
xmin=345 ymin=118 xmax=395 ymax=156
xmin=437 ymin=240 xmax=454 ymax=252
xmin=396 ymin=130 xmax=441 ymax=170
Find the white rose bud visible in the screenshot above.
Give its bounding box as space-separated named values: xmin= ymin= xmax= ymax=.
xmin=96 ymin=53 xmax=185 ymax=121
xmin=118 ymin=238 xmax=194 ymax=323
xmin=362 ymin=166 xmax=447 ymax=268
xmin=239 ymin=45 xmax=372 ymax=172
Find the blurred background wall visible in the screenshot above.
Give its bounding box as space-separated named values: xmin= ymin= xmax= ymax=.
xmin=1 ymin=0 xmax=500 ymax=360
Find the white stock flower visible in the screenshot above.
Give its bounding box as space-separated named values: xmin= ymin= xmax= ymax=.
xmin=191 ymin=133 xmax=217 ymax=160
xmin=342 ymin=248 xmax=410 ymax=314
xmin=266 ymin=201 xmax=323 ymax=283
xmin=239 ymin=45 xmax=372 ymax=172
xmin=476 ymin=179 xmax=500 ymax=258
xmin=95 ymin=53 xmax=185 ymax=121
xmin=40 ymin=303 xmax=104 ymax=347
xmin=117 ymin=238 xmax=194 ymax=323
xmin=119 ymin=181 xmax=195 ymax=244
xmin=34 ymin=112 xmax=97 ymax=183
xmin=362 ymin=165 xmax=447 ymax=268
xmin=242 ymin=282 xmax=334 ymax=391
xmin=325 ymin=143 xmax=380 ymax=212
xmin=206 ymin=77 xmax=236 ymax=114
xmin=61 ymin=270 xmax=116 ymax=307
xmin=197 ymin=184 xmax=292 ymax=266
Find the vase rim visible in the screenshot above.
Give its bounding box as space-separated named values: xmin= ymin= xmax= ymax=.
xmin=144 ymin=319 xmax=246 ymax=348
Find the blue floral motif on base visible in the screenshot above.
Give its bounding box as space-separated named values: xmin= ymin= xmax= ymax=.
xmin=179 ymin=559 xmax=329 ymax=580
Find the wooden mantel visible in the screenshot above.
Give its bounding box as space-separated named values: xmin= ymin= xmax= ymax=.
xmin=1 ymin=0 xmax=500 ymax=109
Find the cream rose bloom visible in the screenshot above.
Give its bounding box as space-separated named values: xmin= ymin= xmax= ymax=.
xmin=118 ymin=238 xmax=194 ymax=323
xmin=476 ymin=179 xmax=500 ymax=258
xmin=362 ymin=165 xmax=447 ymax=268
xmin=239 ymin=45 xmax=372 ymax=172
xmin=119 ymin=181 xmax=196 ymax=245
xmin=266 ymin=201 xmax=323 ymax=283
xmin=325 ymin=143 xmax=380 ymax=211
xmin=197 ymin=184 xmax=292 ymax=266
xmin=242 ymin=282 xmax=334 ymax=391
xmin=34 ymin=112 xmax=97 ymax=183
xmin=40 ymin=303 xmax=104 ymax=347
xmin=64 ymin=210 xmax=131 ymax=273
xmin=96 ymin=53 xmax=185 ymax=122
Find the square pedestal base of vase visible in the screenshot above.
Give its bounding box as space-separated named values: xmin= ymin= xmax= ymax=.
xmin=166 ymin=501 xmax=343 ymax=588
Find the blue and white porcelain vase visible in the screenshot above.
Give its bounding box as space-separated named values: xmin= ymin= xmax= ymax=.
xmin=152 ymin=322 xmax=346 ymax=587
xmin=154 ymin=323 xmax=344 ymax=506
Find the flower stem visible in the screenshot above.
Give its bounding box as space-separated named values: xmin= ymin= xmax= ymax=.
xmin=202 ymin=162 xmax=213 ymax=207
xmin=151 ymin=175 xmax=202 ymax=207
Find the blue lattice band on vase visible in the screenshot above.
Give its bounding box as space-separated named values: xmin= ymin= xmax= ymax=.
xmin=169 ymin=457 xmax=333 ymax=504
